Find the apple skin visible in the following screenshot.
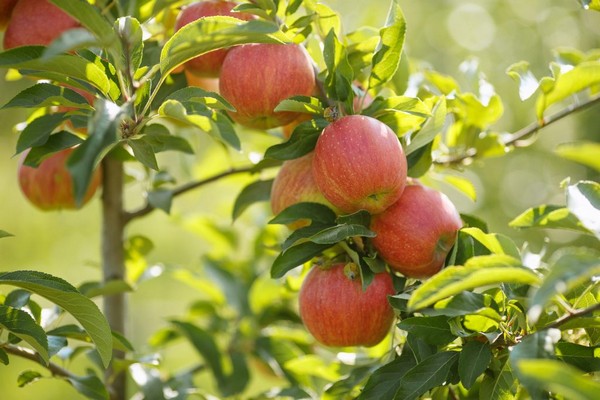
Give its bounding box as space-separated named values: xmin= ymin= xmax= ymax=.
xmin=219 ymin=43 xmax=316 ymax=129
xmin=370 ymin=183 xmax=463 ymax=278
xmin=0 ymin=0 xmax=18 ymax=30
xmin=3 ymin=0 xmax=80 ymax=49
xmin=175 ymin=0 xmax=253 ymax=77
xmin=312 ymin=115 xmax=407 ymax=215
xmin=299 ymin=262 xmax=396 ymax=347
xmin=18 ymin=147 xmax=102 ymax=211
xmin=270 ymin=152 xmax=337 ymax=229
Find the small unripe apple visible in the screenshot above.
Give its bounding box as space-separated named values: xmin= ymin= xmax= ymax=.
xmin=3 ymin=0 xmax=80 ymax=50
xmin=270 ymin=152 xmax=336 ymax=229
xmin=0 ymin=0 xmax=18 ymax=30
xmin=219 ymin=43 xmax=316 ymax=129
xmin=312 ymin=115 xmax=407 ymax=215
xmin=18 ymin=147 xmax=102 ymax=211
xmin=371 ymin=183 xmax=462 ymax=278
xmin=299 ymin=262 xmax=396 ymax=347
xmin=175 ymin=0 xmax=253 ymax=77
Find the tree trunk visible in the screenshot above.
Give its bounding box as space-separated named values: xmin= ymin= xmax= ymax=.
xmin=101 ymin=157 xmax=127 ymax=400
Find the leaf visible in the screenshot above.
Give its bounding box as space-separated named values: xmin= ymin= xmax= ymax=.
xmin=0 ymin=230 xmax=13 ymax=239
xmin=16 ymin=113 xmax=68 ymax=155
xmin=0 ymin=348 xmax=8 ymax=365
xmin=461 ymin=227 xmax=521 ymax=259
xmin=479 ymin=358 xmax=516 ymax=400
xmin=441 ymin=174 xmax=477 ymax=201
xmin=142 ymin=125 xmax=194 ymax=154
xmin=264 ymin=121 xmax=323 ymax=160
xmin=78 ymin=280 xmax=133 ymax=298
xmin=166 ymin=87 xmax=235 ymax=111
xmin=42 ymin=28 xmax=100 ymax=60
xmin=406 ymin=97 xmax=446 ymax=155
xmin=271 ymin=241 xmax=332 ymax=279
xmin=555 ymin=141 xmax=600 ymax=172
xmin=148 ymin=190 xmax=173 ymax=214
xmin=459 ymin=341 xmax=492 ymax=389
xmin=269 ymin=202 xmax=337 ymax=226
xmin=407 ymin=255 xmax=540 ymax=311
xmin=128 ymin=138 xmax=158 ymax=170
xmin=114 ymin=17 xmax=144 ymax=73
xmin=397 ymin=316 xmax=456 ymax=346
xmin=528 ymin=247 xmax=600 ymax=323
xmin=0 ymin=270 xmax=113 ymax=368
xmin=0 ymin=305 xmax=49 ymax=364
xmin=357 ymin=352 xmax=417 ymax=400
xmin=581 ymin=0 xmax=600 ymax=11
xmin=47 ymin=335 xmax=68 ymax=358
xmin=425 ymin=291 xmax=502 ymax=321
xmin=555 ymin=342 xmax=600 ymax=372
xmin=274 ymin=96 xmax=324 ymax=114
xmin=309 ymin=224 xmax=376 ymax=245
xmin=393 ymin=351 xmax=459 ymax=400
xmin=160 ymin=17 xmax=286 ymax=75
xmin=232 ymin=179 xmax=273 ymax=221
xmin=68 ymin=99 xmax=124 ymax=206
xmin=2 ymin=83 xmax=92 ymax=110
xmin=566 ymin=180 xmax=600 ymax=239
xmin=5 ymin=289 xmax=32 ymax=308
xmin=0 ymin=46 xmax=110 ymax=94
xmin=516 ymin=359 xmax=600 ymax=400
xmin=506 ymin=61 xmax=540 ymax=101
xmin=17 ymin=370 xmax=43 ymax=387
xmin=21 ymin=131 xmax=83 ymax=167
xmin=66 ymin=374 xmax=110 ymax=400
xmin=323 ymin=30 xmax=353 ymax=102
xmin=50 ymin=0 xmax=116 ymax=49
xmin=509 ymin=204 xmax=592 ymax=235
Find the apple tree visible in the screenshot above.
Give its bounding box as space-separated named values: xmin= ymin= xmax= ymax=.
xmin=0 ymin=0 xmax=599 ymax=399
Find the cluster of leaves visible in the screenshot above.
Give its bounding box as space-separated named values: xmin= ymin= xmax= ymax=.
xmin=0 ymin=0 xmax=599 ymax=399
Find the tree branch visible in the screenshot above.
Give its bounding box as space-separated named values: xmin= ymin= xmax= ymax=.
xmin=540 ymin=302 xmax=600 ymax=331
xmin=434 ymin=92 xmax=600 ymax=166
xmin=123 ymin=164 xmax=265 ymax=223
xmin=2 ymin=345 xmax=74 ymax=379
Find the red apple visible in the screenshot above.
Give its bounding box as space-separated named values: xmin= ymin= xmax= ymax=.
xmin=312 ymin=115 xmax=407 ymax=215
xmin=0 ymin=0 xmax=18 ymax=30
xmin=299 ymin=262 xmax=396 ymax=347
xmin=371 ymin=183 xmax=462 ymax=278
xmin=219 ymin=43 xmax=316 ymax=129
xmin=270 ymin=152 xmax=337 ymax=228
xmin=3 ymin=0 xmax=80 ymax=50
xmin=174 ymin=0 xmax=254 ymax=77
xmin=18 ymin=147 xmax=102 ymax=211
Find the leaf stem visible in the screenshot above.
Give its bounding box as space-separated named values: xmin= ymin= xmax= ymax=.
xmin=2 ymin=344 xmax=74 ymax=379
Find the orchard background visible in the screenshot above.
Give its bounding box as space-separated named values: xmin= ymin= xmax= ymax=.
xmin=0 ymin=0 xmax=599 ymax=399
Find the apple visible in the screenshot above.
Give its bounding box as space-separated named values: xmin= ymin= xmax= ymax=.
xmin=370 ymin=183 xmax=463 ymax=278
xmin=312 ymin=115 xmax=407 ymax=215
xmin=184 ymin=69 xmax=220 ymax=93
xmin=3 ymin=0 xmax=80 ymax=50
xmin=0 ymin=0 xmax=18 ymax=30
xmin=270 ymin=152 xmax=337 ymax=229
xmin=174 ymin=0 xmax=254 ymax=77
xmin=219 ymin=43 xmax=316 ymax=129
xmin=18 ymin=147 xmax=102 ymax=211
xmin=299 ymin=262 xmax=396 ymax=347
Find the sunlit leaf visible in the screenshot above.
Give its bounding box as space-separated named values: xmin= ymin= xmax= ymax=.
xmin=408 ymin=255 xmax=540 ymax=311
xmin=506 ymin=61 xmax=539 ymax=101
xmin=406 ymin=97 xmax=446 ymax=155
xmin=166 ymin=87 xmax=235 ymax=111
xmin=555 ymin=141 xmax=600 ymax=172
xmin=509 ymin=204 xmax=592 ymax=235
xmin=0 ymin=305 xmax=48 ymax=364
xmin=17 ymin=370 xmax=43 ymax=387
xmin=274 ymin=96 xmax=324 ymax=114
xmin=323 ymin=30 xmax=353 ymax=102
xmin=461 ymin=227 xmax=520 ymax=258
xmin=440 ymin=174 xmax=477 ymax=201
xmin=566 ymin=180 xmax=600 ymax=239
xmin=580 ymin=0 xmax=600 ymax=11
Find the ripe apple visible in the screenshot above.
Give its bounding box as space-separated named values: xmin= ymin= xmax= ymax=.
xmin=312 ymin=115 xmax=407 ymax=215
xmin=270 ymin=152 xmax=337 ymax=229
xmin=299 ymin=262 xmax=396 ymax=347
xmin=370 ymin=183 xmax=463 ymax=278
xmin=184 ymin=69 xmax=220 ymax=93
xmin=219 ymin=43 xmax=316 ymax=129
xmin=18 ymin=147 xmax=102 ymax=211
xmin=0 ymin=0 xmax=18 ymax=30
xmin=3 ymin=0 xmax=80 ymax=49
xmin=174 ymin=0 xmax=254 ymax=77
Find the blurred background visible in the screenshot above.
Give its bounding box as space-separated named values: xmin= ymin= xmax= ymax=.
xmin=0 ymin=0 xmax=599 ymax=398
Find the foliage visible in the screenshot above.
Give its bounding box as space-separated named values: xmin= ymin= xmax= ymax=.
xmin=0 ymin=0 xmax=599 ymax=399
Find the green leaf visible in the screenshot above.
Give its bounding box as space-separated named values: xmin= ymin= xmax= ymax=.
xmin=142 ymin=125 xmax=194 ymax=154
xmin=67 ymin=374 xmax=110 ymax=400
xmin=323 ymin=30 xmax=353 ymax=102
xmin=459 ymin=340 xmax=492 ymax=389
xmin=148 ymin=190 xmax=173 ymax=214
xmin=394 ymin=351 xmax=459 ymax=400
xmin=581 ymin=0 xmax=600 ymax=11
xmin=566 ymin=180 xmax=600 ymax=239
xmin=461 ymin=227 xmax=521 ymax=259
xmin=114 ymin=17 xmax=144 ymax=73
xmin=424 ymin=291 xmax=502 ymax=321
xmin=128 ymin=138 xmax=158 ymax=170
xmin=0 ymin=305 xmax=49 ymax=364
xmin=51 ymin=0 xmax=117 ymax=49
xmin=68 ymin=99 xmax=124 ymax=206
xmin=479 ymin=358 xmax=516 ymax=400
xmin=529 ymin=247 xmax=600 ymax=323
xmin=17 ymin=370 xmax=43 ymax=387
xmin=0 ymin=348 xmax=8 ymax=365
xmin=5 ymin=289 xmax=32 ymax=308
xmin=440 ymin=174 xmax=477 ymax=201
xmin=0 ymin=46 xmax=110 ymax=94
xmin=510 ymin=330 xmax=557 ymax=398
xmin=555 ymin=342 xmax=600 ymax=372
xmin=232 ymin=179 xmax=273 ymax=221
xmin=397 ymin=316 xmax=456 ymax=346
xmin=271 ymin=241 xmax=332 ymax=279
xmin=309 ymin=224 xmax=376 ymax=245
xmin=506 ymin=61 xmax=539 ymax=101
xmin=357 ymin=352 xmax=417 ymax=400
xmin=78 ymin=280 xmax=133 ymax=299
xmin=42 ymin=28 xmax=100 ymax=60
xmin=0 ymin=230 xmax=13 ymax=239
xmin=47 ymin=335 xmax=67 ymax=358
xmin=2 ymin=83 xmax=92 ymax=110
xmin=336 ymin=210 xmax=371 ymax=227
xmin=166 ymin=87 xmax=235 ymax=111
xmin=274 ymin=96 xmax=324 ymax=114
xmin=0 ymin=270 xmax=113 ymax=368
xmin=160 ymin=17 xmax=286 ymax=75
xmin=555 ymin=141 xmax=600 ymax=172
xmin=22 ymin=131 xmax=83 ymax=167
xmin=16 ymin=113 xmax=68 ymax=155
xmin=368 ymin=0 xmax=406 ymax=89
xmin=516 ymin=359 xmax=600 ymax=400
xmin=407 ymin=255 xmax=540 ymax=311
xmin=264 ymin=120 xmax=324 ymax=160
xmin=406 ymin=97 xmax=446 ymax=156
xmin=269 ymin=202 xmax=337 ymax=226
xmin=509 ymin=204 xmax=593 ymax=235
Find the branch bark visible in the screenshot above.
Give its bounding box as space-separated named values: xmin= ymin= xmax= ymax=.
xmin=3 ymin=345 xmax=74 ymax=378
xmin=540 ymin=302 xmax=600 ymax=331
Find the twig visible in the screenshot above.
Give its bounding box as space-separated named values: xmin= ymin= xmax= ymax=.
xmin=2 ymin=345 xmax=74 ymax=379
xmin=434 ymin=92 xmax=600 ymax=166
xmin=123 ymin=164 xmax=264 ymax=223
xmin=540 ymin=302 xmax=600 ymax=331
